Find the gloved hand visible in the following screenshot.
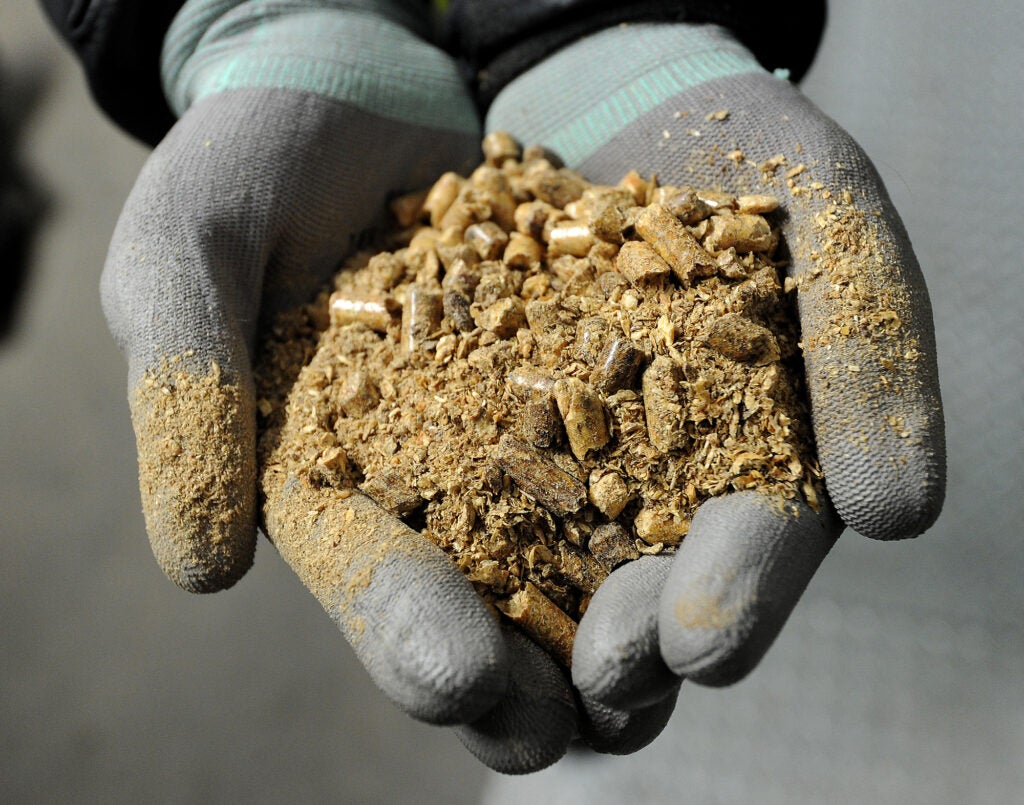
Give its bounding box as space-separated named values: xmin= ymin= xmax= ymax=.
xmin=103 ymin=0 xmax=521 ymax=741
xmin=106 ymin=0 xmax=631 ymax=775
xmin=488 ymin=22 xmax=946 ymax=737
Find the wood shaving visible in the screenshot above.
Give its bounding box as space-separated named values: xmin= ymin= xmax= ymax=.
xmin=254 ymin=135 xmax=821 ymax=664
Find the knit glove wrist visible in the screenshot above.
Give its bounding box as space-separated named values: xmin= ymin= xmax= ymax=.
xmin=488 ymin=22 xmax=946 ymax=744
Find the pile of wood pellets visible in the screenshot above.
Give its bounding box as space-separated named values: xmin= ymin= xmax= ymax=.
xmin=255 ymin=132 xmax=821 ymax=666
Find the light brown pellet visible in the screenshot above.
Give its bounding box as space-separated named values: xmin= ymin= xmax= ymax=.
xmin=423 ymin=171 xmax=463 ymax=227
xmin=642 ymin=355 xmax=688 ymax=453
xmin=634 ymin=203 xmax=718 ymax=287
xmin=575 ymin=316 xmax=610 ymax=364
xmin=521 ymin=393 xmax=562 ymax=448
xmin=328 ymin=290 xmax=397 ymax=333
xmin=557 ymin=544 xmax=608 ymax=594
xmin=503 ymin=231 xmax=543 ymax=268
xmin=442 ymin=290 xmax=475 ymax=332
xmin=514 ymin=199 xmax=563 ymax=241
xmin=588 ymin=471 xmax=631 ymax=519
xmin=554 ymin=378 xmax=610 ymax=460
xmin=440 ymin=255 xmax=481 ymax=297
xmin=438 ymin=200 xmax=490 ymax=232
xmin=547 ymin=220 xmax=595 ymax=257
xmin=497 ymin=582 xmax=577 ymax=668
xmin=528 ymin=167 xmax=587 ymax=208
xmin=481 ymin=130 xmax=521 ymax=166
xmin=695 ymin=189 xmax=738 ymax=211
xmin=634 ymin=507 xmax=690 ymax=546
xmin=474 ymin=297 xmax=526 ymax=338
xmin=590 ymin=337 xmax=644 ymax=395
xmin=615 ymin=240 xmax=671 ymax=284
xmin=702 ymin=213 xmax=777 ymax=253
xmin=736 ymin=193 xmax=780 ymax=214
xmin=360 ymin=468 xmax=422 ymax=515
xmin=507 ymin=366 xmax=556 ymax=398
xmin=588 ymin=522 xmax=641 ymax=570
xmin=401 ymin=286 xmax=443 ymax=353
xmin=651 ymin=186 xmax=712 ymax=224
xmin=618 ymin=169 xmax=652 ymax=205
xmin=706 ymin=313 xmax=780 ymax=363
xmin=465 ymin=220 xmax=509 ymax=261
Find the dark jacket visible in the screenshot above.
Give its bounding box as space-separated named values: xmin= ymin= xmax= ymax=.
xmin=39 ymin=1 xmax=825 ymax=147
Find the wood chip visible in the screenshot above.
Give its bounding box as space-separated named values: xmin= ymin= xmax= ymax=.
xmin=497 ymin=582 xmax=577 ymax=668
xmin=495 ymin=434 xmax=587 ymax=517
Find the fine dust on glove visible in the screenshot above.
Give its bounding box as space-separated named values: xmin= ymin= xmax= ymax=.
xmin=260 ymin=474 xmax=509 ymax=725
xmin=130 ymin=358 xmax=256 ymax=592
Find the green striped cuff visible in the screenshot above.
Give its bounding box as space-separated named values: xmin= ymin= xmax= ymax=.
xmin=163 ymin=0 xmax=477 ymax=134
xmin=487 ymin=23 xmax=766 ymax=168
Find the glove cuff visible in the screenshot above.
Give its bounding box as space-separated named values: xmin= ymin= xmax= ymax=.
xmin=486 ymin=23 xmax=766 ymax=169
xmin=444 ymin=1 xmax=825 ymax=110
xmin=162 ymin=0 xmax=477 ymax=133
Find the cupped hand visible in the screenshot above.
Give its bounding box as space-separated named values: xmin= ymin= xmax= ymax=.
xmin=102 ymin=0 xmax=574 ymax=766
xmin=488 ymin=21 xmax=946 ymax=738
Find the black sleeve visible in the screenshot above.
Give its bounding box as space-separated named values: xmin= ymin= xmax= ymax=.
xmin=39 ymin=0 xmax=185 ymax=146
xmin=444 ymin=1 xmax=827 ymax=109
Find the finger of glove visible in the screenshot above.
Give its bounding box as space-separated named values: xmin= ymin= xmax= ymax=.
xmin=658 ymin=491 xmax=840 ymax=686
xmin=576 ymin=684 xmax=681 ymax=756
xmin=488 ymin=24 xmax=945 ymax=541
xmin=102 ymin=89 xmax=479 ymax=592
xmin=567 ymin=64 xmax=945 ymax=542
xmin=126 ymin=354 xmax=257 ymax=593
xmin=453 ymin=626 xmax=577 ymax=774
xmin=261 ymin=476 xmax=509 ymax=725
xmin=768 ymin=95 xmax=947 ymax=542
xmin=572 ymin=556 xmax=679 ymax=710
xmin=641 ymin=72 xmax=946 ymax=542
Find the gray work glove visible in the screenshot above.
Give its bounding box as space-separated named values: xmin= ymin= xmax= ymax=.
xmin=103 ymin=0 xmax=522 ymax=751
xmin=488 ymin=22 xmax=946 ymax=739
xmin=105 ymin=0 xmax=610 ymax=775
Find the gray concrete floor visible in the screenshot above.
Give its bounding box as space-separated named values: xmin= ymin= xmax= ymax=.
xmin=2 ymin=2 xmax=1022 ymax=803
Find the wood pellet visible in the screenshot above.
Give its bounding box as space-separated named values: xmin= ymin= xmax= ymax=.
xmin=255 ymin=134 xmax=821 ymax=666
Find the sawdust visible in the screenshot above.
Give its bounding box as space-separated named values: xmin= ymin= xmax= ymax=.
xmin=254 ymin=136 xmax=823 ymax=663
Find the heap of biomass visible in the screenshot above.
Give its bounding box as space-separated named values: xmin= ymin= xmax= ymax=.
xmin=255 ymin=133 xmax=821 ymax=665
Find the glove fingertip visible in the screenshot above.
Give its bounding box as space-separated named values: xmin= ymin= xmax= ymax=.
xmin=831 ymin=445 xmax=945 ymax=542
xmin=577 ymin=683 xmax=681 ymax=755
xmin=573 ymin=556 xmax=679 ymax=710
xmin=131 ymin=361 xmax=258 ymax=593
xmin=659 ymin=492 xmax=838 ymax=685
xmin=262 ymin=479 xmax=510 ymax=726
xmin=454 ymin=628 xmax=576 ymax=775
xmin=149 ymin=517 xmax=257 ymax=593
xmin=358 ymin=558 xmax=510 ymax=726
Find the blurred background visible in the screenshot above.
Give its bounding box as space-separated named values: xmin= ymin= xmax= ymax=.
xmin=2 ymin=2 xmax=1020 ymax=802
